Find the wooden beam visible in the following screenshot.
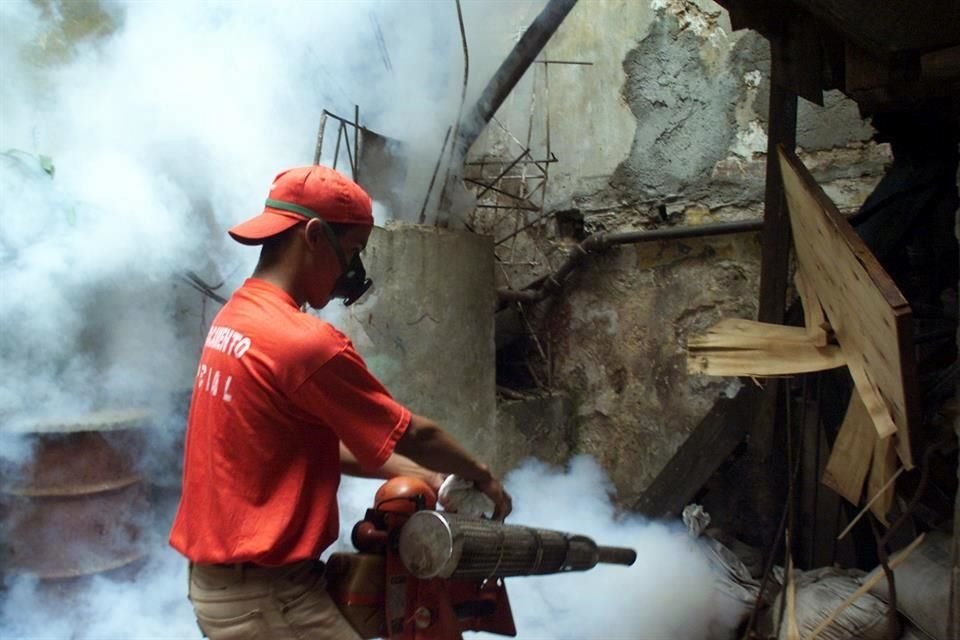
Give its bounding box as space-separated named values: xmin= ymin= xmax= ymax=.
xmin=950 ymin=153 xmax=960 ymax=640
xmin=778 ymin=13 xmax=826 ymax=105
xmin=751 ymin=41 xmax=799 ymax=462
xmin=633 ymin=385 xmax=756 ymax=519
xmin=757 ymin=44 xmax=799 ymax=325
xmin=795 ymin=0 xmax=960 ymax=58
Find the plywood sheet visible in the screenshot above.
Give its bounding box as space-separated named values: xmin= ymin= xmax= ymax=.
xmin=778 ymin=147 xmax=916 ymax=469
xmin=822 ymin=390 xmax=874 ymax=505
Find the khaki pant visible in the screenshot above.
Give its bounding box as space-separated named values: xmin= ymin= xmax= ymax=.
xmin=188 ymin=560 xmax=362 ymax=640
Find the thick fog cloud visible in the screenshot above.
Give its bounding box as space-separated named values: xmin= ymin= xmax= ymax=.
xmin=0 ymin=0 xmax=540 ymax=426
xmin=0 ymin=2 xmax=741 ymax=638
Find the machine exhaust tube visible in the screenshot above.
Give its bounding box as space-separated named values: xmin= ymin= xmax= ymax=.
xmin=597 ymin=545 xmax=637 ymax=566
xmin=398 ymin=511 xmax=637 ymax=580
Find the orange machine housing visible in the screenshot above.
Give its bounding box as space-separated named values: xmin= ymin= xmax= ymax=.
xmin=326 ymin=477 xmax=516 ymax=640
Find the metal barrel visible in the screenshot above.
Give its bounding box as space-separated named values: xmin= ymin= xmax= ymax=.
xmin=0 ymin=410 xmax=150 ymax=580
xmin=398 ymin=511 xmax=636 ymax=580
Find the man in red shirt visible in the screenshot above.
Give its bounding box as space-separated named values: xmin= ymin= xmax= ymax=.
xmin=170 ymin=165 xmax=511 ymax=639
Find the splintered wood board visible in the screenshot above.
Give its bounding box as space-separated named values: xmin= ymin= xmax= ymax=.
xmin=867 ymin=434 xmax=897 ymax=524
xmin=687 ymin=318 xmax=845 ymax=377
xmin=822 ymin=390 xmax=874 ymax=505
xmin=778 ymin=147 xmax=916 ymax=469
xmin=794 ymin=268 xmax=829 ymax=347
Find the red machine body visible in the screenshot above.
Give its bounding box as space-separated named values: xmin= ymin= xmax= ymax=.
xmin=327 ymin=477 xmax=516 ymax=640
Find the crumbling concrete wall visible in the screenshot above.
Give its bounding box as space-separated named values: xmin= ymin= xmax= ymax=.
xmin=339 ymin=224 xmax=499 ymax=470
xmin=469 ymin=0 xmax=892 ymax=504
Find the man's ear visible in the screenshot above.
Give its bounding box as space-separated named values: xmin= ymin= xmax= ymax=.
xmin=303 ymin=218 xmax=326 ymax=250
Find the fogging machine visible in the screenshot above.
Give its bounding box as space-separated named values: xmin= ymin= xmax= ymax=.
xmin=326 ymin=477 xmax=637 ymax=639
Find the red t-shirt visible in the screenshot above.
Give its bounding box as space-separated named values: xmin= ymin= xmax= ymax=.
xmin=169 ymin=278 xmax=410 ymax=565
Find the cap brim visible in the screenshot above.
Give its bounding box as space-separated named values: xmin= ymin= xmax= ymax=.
xmin=227 ymin=210 xmax=305 ymax=245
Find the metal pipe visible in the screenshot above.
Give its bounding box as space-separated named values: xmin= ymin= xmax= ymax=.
xmin=592 ymin=218 xmax=762 ymax=246
xmin=455 ymin=0 xmax=578 ymax=155
xmin=497 ymin=219 xmax=762 ymax=305
xmin=353 ymin=104 xmax=360 ymax=181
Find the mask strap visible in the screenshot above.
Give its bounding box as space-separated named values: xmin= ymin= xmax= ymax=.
xmin=265 ymin=198 xmax=349 ymax=270
xmin=317 ymin=219 xmax=350 ymax=272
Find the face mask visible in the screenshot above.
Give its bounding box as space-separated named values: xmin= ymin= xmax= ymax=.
xmin=317 ymin=221 xmax=373 ymax=306
xmin=331 ymin=251 xmax=373 ymax=306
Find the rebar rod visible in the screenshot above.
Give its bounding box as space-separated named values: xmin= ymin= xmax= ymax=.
xmin=313 ymin=111 xmax=328 ymax=165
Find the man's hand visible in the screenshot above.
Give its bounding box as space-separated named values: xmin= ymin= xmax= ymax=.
xmin=395 ymin=414 xmax=513 ymax=519
xmin=475 ymin=475 xmax=512 ymax=520
xmin=423 ymin=470 xmax=446 ymax=492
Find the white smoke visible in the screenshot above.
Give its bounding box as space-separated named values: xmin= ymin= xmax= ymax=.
xmin=0 ymin=1 xmax=743 ymax=638
xmin=485 ymin=457 xmax=744 ymax=639
xmin=0 ymin=0 xmax=542 ymax=426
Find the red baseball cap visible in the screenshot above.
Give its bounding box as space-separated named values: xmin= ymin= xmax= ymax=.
xmin=228 ymin=165 xmax=373 ymax=245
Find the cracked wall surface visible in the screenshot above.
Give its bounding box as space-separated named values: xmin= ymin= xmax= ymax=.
xmin=537 ymin=235 xmax=760 ymax=503
xmin=470 ymin=0 xmax=893 ymax=504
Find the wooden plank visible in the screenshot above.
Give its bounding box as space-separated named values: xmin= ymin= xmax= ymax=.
xmin=867 ymin=433 xmax=897 ymax=525
xmin=822 ymin=390 xmax=875 ymax=505
xmin=785 ymin=554 xmax=800 ymax=640
xmin=689 ymin=318 xmax=828 ymax=348
xmin=633 ymin=386 xmax=756 ymax=519
xmin=687 ymin=319 xmax=845 ymax=377
xmin=809 ymin=533 xmax=927 ymax=639
xmin=687 ymin=345 xmax=843 ymax=377
xmin=794 ymin=268 xmax=829 ymax=347
xmin=778 ymin=146 xmax=916 ymax=468
xmin=845 ymin=362 xmax=898 ymax=439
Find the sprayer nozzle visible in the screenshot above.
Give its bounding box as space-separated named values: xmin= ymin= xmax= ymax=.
xmin=597 ymin=546 xmax=637 ymax=567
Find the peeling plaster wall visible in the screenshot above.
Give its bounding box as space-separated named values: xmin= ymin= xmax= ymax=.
xmin=536 ymin=234 xmax=760 ymax=504
xmin=471 ymin=0 xmax=893 ymax=503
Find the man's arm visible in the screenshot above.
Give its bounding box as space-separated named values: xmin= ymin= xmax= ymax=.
xmin=340 ymin=442 xmax=444 ymax=490
xmin=393 ymin=413 xmax=512 ymax=520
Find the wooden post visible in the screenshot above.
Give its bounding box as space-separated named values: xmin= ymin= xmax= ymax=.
xmin=949 ymin=142 xmax=960 ymax=640
xmin=742 ymin=40 xmax=800 ymax=549
xmin=757 ymin=43 xmax=799 ymax=326
xmin=750 ymin=42 xmax=799 ymax=460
